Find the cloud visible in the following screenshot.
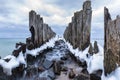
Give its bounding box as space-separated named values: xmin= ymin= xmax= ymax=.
xmin=92 ymin=0 xmax=120 ymax=26
xmin=91 ymin=0 xmax=120 ymax=39
xmin=0 ymin=26 xmax=30 ymax=38
xmin=0 ymin=0 xmax=120 ymax=38
xmin=0 ymin=0 xmax=28 ymax=29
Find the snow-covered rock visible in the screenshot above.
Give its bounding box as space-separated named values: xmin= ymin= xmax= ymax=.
xmin=0 ymin=52 xmax=26 ymax=75
xmin=64 ymin=38 xmax=120 ymax=80
xmin=26 ymin=36 xmax=58 ymax=57
xmin=65 ymin=41 xmax=104 ymax=73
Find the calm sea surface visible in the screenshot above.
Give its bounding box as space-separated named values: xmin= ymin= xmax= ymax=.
xmin=0 ymin=38 xmax=25 ymax=58
xmin=0 ymin=38 xmax=104 ymax=58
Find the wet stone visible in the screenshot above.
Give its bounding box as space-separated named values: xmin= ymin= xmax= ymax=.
xmin=61 ymin=66 xmax=68 ymax=72
xmin=36 ymin=77 xmax=48 ymax=80
xmin=15 ymin=42 xmax=26 ymax=54
xmin=90 ymin=73 xmax=101 ymax=80
xmin=0 ymin=65 xmax=3 ymax=72
xmin=3 ymin=58 xmax=11 ymax=62
xmin=55 ymin=41 xmax=61 ymax=46
xmin=74 ymin=73 xmax=90 ymax=80
xmin=53 ymin=61 xmax=61 ymax=75
xmin=68 ymin=68 xmax=76 ymax=79
xmin=26 ymin=54 xmax=36 ymax=64
xmin=0 ymin=66 xmax=11 ymax=80
xmin=38 ymin=66 xmax=45 ymax=72
xmin=95 ymin=70 xmax=103 ymax=77
xmin=60 ymin=56 xmax=68 ymax=60
xmin=27 ymin=42 xmax=34 ymax=50
xmin=59 ymin=60 xmax=64 ymax=65
xmin=43 ymin=59 xmax=53 ymax=69
xmin=79 ymin=61 xmax=87 ymax=68
xmin=90 ymin=70 xmax=102 ymax=80
xmin=81 ymin=68 xmax=89 ymax=75
xmin=26 ymin=65 xmax=38 ymax=78
xmin=12 ymin=49 xmax=21 ymax=57
xmin=48 ymin=68 xmax=56 ymax=80
xmin=12 ymin=64 xmax=25 ymax=78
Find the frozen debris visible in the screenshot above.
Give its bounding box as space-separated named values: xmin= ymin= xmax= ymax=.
xmin=26 ymin=36 xmax=58 ymax=57
xmin=0 ymin=35 xmax=60 ymax=76
xmin=0 ymin=52 xmax=26 ymax=75
xmin=65 ymin=39 xmax=120 ymax=80
xmin=65 ymin=40 xmax=104 ymax=73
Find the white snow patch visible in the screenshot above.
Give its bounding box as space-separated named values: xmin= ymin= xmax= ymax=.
xmin=102 ymin=67 xmax=120 ymax=80
xmin=0 ymin=52 xmax=26 ymax=75
xmin=87 ymin=43 xmax=104 ymax=73
xmin=17 ymin=52 xmax=26 ymax=64
xmin=87 ymin=53 xmax=103 ymax=73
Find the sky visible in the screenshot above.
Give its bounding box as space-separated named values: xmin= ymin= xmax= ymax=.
xmin=0 ymin=0 xmax=120 ymax=38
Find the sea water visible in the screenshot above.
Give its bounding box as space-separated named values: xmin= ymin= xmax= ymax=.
xmin=0 ymin=38 xmax=25 ymax=58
